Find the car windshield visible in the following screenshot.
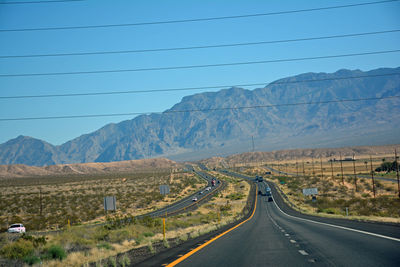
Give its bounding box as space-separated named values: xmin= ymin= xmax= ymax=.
xmin=10 ymin=225 xmax=21 ymax=228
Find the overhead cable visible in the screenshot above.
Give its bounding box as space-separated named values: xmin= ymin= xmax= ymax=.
xmin=0 ymin=0 xmax=84 ymax=4
xmin=0 ymin=0 xmax=398 ymax=32
xmin=0 ymin=95 xmax=398 ymax=121
xmin=1 ymin=49 xmax=399 ymax=78
xmin=1 ymin=29 xmax=399 ymax=59
xmin=1 ymin=72 xmax=399 ymax=99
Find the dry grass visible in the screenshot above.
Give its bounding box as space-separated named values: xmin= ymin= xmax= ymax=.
xmin=240 ymin=163 xmax=400 ymax=222
xmin=0 ymin=170 xmax=206 ymax=231
xmin=37 ymin=172 xmax=251 ymax=267
xmin=0 ymin=168 xmax=251 ymax=267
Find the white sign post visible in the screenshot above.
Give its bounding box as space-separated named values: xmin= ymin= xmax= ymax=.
xmin=159 ymin=185 xmax=170 ymax=195
xmin=302 ymin=188 xmax=318 ymax=196
xmin=104 ymin=196 xmax=117 ymax=213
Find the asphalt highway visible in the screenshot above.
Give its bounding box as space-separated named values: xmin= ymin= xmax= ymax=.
xmin=141 ymin=169 xmax=222 ymax=218
xmin=171 ymin=171 xmax=400 ymax=267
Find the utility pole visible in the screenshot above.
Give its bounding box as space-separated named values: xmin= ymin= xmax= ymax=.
xmin=369 ymin=155 xmax=376 ymax=198
xmin=352 ymin=153 xmax=357 ymax=191
xmin=278 ymin=158 xmax=281 ymax=175
xmin=330 ymin=159 xmax=334 ymax=180
xmin=320 ymin=158 xmax=324 ymax=180
xmin=339 ymin=153 xmax=344 ymax=185
xmin=302 ymin=160 xmax=306 ymax=178
xmin=395 ymin=149 xmax=399 ymax=198
xmin=311 ymin=156 xmax=315 ymax=177
xmin=39 ymin=187 xmax=43 ymax=216
xmin=296 ymin=161 xmax=299 ymax=178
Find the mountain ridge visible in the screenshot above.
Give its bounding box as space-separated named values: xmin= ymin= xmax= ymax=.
xmin=1 ymin=67 xmax=399 ymax=166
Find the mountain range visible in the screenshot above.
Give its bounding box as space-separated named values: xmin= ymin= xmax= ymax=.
xmin=1 ymin=67 xmax=399 ymax=166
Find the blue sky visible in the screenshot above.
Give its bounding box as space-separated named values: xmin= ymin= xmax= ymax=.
xmin=0 ymin=0 xmax=399 ymax=145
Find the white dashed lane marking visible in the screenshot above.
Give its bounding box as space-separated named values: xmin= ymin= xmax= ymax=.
xmin=299 ymin=250 xmax=309 ymax=256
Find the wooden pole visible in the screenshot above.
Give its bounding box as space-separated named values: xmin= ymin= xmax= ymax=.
xmin=320 ymin=158 xmax=324 ymax=180
xmin=312 ymin=156 xmax=315 ymax=177
xmin=339 ymin=153 xmax=344 ymax=185
xmin=352 ymin=154 xmax=357 ymax=191
xmin=369 ymin=155 xmax=376 ymax=198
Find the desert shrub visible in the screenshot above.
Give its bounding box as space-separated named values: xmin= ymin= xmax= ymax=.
xmin=147 ymin=242 xmax=155 ymax=254
xmin=94 ymin=227 xmax=110 ymax=241
xmin=108 ymin=229 xmax=131 ymax=244
xmin=96 ymin=242 xmax=113 ymax=250
xmin=108 ymin=257 xmax=117 ymax=267
xmin=21 ymin=234 xmax=47 ymax=247
xmin=139 ymin=216 xmax=162 ymax=228
xmin=119 ymin=255 xmax=131 ymax=267
xmin=143 ymin=232 xmax=154 ymax=237
xmin=225 ymin=193 xmax=244 ymax=200
xmin=0 ymin=239 xmax=34 ymax=259
xmin=45 ymin=245 xmax=66 ymax=261
xmin=23 ymin=254 xmax=41 ymax=265
xmin=319 ymin=208 xmax=337 ymax=214
xmin=338 ymin=185 xmax=347 ymax=193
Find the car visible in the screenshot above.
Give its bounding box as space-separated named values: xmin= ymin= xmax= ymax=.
xmin=192 ymin=197 xmax=198 ymax=202
xmin=205 ymin=187 xmax=211 ymax=191
xmin=7 ymin=223 xmax=25 ymax=233
xmin=267 ymin=196 xmax=273 ymax=202
xmin=199 ymin=191 xmax=204 ymax=195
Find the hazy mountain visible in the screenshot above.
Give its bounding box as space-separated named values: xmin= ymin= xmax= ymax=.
xmin=1 ymin=67 xmax=399 ymax=166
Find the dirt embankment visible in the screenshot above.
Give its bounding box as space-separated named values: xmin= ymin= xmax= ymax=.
xmin=0 ymin=158 xmax=181 ymax=178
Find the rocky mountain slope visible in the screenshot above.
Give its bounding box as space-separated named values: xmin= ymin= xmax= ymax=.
xmin=1 ymin=67 xmax=399 ymax=166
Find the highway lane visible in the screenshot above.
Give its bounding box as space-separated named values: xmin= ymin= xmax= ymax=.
xmin=175 ymin=190 xmax=400 ymax=267
xmin=176 ymin=195 xmax=323 ymax=267
xmin=221 ymin=169 xmax=400 ymax=238
xmin=171 ymin=170 xmax=400 ymax=266
xmin=265 ymin=193 xmax=400 ymax=266
xmin=141 ymin=170 xmax=222 ymax=218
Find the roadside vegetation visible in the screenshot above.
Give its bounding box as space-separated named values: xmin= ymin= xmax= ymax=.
xmin=0 ymin=171 xmax=205 ymax=232
xmin=0 ymin=170 xmax=251 ymax=266
xmin=232 ymin=155 xmax=400 ymax=222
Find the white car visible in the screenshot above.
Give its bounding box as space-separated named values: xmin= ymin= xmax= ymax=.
xmin=205 ymin=187 xmax=211 ymax=191
xmin=7 ymin=223 xmax=26 ymax=233
xmin=192 ymin=197 xmax=198 ymax=202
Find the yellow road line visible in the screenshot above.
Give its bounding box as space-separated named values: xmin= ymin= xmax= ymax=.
xmin=166 ymin=186 xmax=258 ymax=267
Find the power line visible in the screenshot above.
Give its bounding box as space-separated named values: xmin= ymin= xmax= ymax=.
xmin=1 ymin=72 xmax=399 ymax=99
xmin=1 ymin=49 xmax=399 ymax=78
xmin=0 ymin=0 xmax=398 ymax=32
xmin=0 ymin=0 xmax=84 ymax=4
xmin=0 ymin=95 xmax=398 ymax=121
xmin=1 ymin=29 xmax=399 ymax=59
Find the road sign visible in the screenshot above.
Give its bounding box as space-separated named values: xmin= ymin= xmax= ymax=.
xmin=159 ymin=185 xmax=170 ymax=195
xmin=104 ymin=196 xmax=117 ymax=211
xmin=302 ymin=188 xmax=318 ymax=196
